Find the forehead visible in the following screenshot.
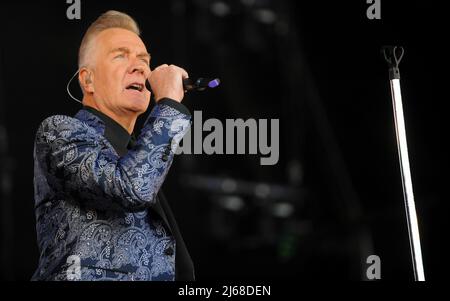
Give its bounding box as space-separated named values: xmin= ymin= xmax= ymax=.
xmin=96 ymin=28 xmax=148 ymax=53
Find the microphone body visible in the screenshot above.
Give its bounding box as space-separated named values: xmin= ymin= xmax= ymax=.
xmin=145 ymin=77 xmax=220 ymax=93
xmin=182 ymin=78 xmax=221 ymax=91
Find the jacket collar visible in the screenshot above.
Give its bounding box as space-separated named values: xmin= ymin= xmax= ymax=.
xmin=74 ymin=107 xmax=107 ymax=136
xmin=73 ymin=107 xmax=135 ymax=157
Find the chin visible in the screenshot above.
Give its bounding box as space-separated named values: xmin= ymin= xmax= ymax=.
xmin=125 ymin=98 xmax=150 ymax=114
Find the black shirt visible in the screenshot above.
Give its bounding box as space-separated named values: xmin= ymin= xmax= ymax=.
xmin=83 ymin=101 xmax=195 ymax=281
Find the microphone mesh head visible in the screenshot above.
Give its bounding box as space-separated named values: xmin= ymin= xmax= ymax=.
xmin=208 ymin=79 xmax=220 ymax=88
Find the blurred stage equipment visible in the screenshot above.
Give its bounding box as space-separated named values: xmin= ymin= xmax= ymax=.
xmin=183 ymin=173 xmax=306 ymax=253
xmin=1 ymin=56 xmax=14 ymax=280
xmin=184 ymin=174 xmax=303 ymax=201
xmin=0 ymin=125 xmax=14 ymax=280
xmin=184 ymin=0 xmax=374 ymax=278
xmin=382 ymin=46 xmax=425 ymax=281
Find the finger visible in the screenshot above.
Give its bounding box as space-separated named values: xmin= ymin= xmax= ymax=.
xmin=180 ymin=68 xmax=189 ymax=79
xmin=154 ymin=64 xmax=169 ymax=71
xmin=169 ymin=65 xmax=189 ymax=79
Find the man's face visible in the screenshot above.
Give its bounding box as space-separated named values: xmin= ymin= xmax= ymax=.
xmin=90 ymin=28 xmax=151 ymax=116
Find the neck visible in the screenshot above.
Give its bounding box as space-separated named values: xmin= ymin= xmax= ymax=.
xmin=82 ymin=97 xmax=136 ymax=134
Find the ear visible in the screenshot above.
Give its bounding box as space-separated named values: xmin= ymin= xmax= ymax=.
xmin=79 ymin=68 xmax=94 ymax=94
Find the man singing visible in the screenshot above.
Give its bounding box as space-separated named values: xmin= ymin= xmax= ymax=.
xmin=32 ymin=10 xmax=195 ymax=281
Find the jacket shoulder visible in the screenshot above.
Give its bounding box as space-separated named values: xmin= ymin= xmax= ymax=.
xmin=39 ymin=114 xmax=78 ymax=128
xmin=35 ymin=114 xmax=98 ymax=144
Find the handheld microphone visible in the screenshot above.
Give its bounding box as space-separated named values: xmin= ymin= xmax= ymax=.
xmin=145 ymin=77 xmax=220 ymax=93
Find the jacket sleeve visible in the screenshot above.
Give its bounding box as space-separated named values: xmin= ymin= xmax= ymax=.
xmin=35 ymin=100 xmax=191 ymax=211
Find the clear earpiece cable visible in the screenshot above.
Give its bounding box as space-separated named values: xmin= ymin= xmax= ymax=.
xmin=66 ymin=70 xmax=82 ymax=104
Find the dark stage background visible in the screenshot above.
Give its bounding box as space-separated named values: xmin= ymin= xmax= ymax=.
xmin=0 ymin=0 xmax=447 ymax=281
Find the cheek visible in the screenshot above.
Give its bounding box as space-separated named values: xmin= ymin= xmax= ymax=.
xmin=96 ymin=66 xmax=121 ymax=92
xmin=108 ymin=68 xmax=126 ymax=97
xmin=104 ymin=63 xmax=125 ymax=83
xmin=114 ymin=67 xmax=127 ymax=85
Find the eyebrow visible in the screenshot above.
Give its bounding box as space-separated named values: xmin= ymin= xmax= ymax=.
xmin=109 ymin=47 xmax=151 ymax=61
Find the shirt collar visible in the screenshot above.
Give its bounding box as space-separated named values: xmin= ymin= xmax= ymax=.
xmin=83 ymin=106 xmax=135 ymax=156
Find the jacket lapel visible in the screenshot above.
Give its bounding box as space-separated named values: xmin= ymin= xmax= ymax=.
xmin=73 ymin=108 xmax=173 ymax=234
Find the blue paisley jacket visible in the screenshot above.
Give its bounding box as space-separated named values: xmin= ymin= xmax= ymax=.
xmin=32 ymin=100 xmax=191 ymax=281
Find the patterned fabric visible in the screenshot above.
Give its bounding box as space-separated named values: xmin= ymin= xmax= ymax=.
xmin=32 ymin=103 xmax=191 ymax=281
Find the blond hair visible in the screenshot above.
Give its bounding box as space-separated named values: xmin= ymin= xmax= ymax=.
xmin=78 ymin=10 xmax=140 ymax=68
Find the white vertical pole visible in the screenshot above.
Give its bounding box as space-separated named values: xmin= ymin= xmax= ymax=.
xmin=389 ymin=79 xmax=425 ymax=281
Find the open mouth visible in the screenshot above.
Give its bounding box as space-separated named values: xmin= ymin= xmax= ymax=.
xmin=126 ymin=83 xmax=144 ymax=92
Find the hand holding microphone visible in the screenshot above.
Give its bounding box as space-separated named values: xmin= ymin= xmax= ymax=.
xmin=146 ymin=64 xmax=220 ymax=103
xmin=147 ymin=64 xmax=188 ymax=103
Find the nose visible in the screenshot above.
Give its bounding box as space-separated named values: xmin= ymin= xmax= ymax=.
xmin=128 ymin=59 xmax=150 ymax=77
xmin=129 ymin=64 xmax=145 ymax=75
